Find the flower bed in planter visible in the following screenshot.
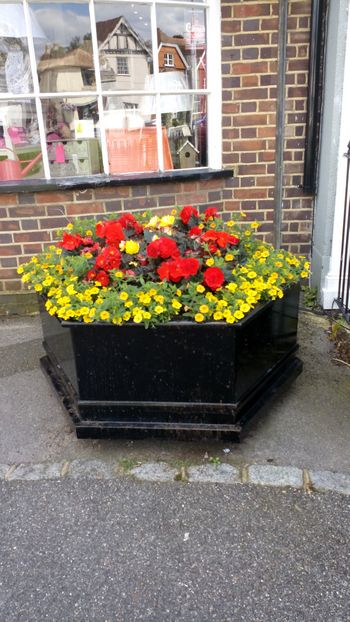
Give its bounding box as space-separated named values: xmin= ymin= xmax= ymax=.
xmin=20 ymin=206 xmax=308 ymax=439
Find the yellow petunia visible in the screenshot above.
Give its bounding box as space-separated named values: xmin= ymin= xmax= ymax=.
xmin=195 ymin=313 xmax=204 ymax=323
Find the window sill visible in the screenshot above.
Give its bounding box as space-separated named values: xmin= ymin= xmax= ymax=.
xmin=0 ymin=168 xmax=233 ymax=194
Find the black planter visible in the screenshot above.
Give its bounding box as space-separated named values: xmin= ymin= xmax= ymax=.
xmin=40 ymin=285 xmax=302 ymax=440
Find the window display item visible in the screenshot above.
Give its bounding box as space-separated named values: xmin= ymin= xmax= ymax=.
xmin=0 ymin=146 xmax=42 ymax=180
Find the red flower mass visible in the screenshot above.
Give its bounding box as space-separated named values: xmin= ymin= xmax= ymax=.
xmin=146 ymin=237 xmax=180 ymax=259
xmin=204 ymin=207 xmax=219 ymax=220
xmin=96 ymin=220 xmax=125 ymax=245
xmin=94 ymin=246 xmax=121 ymax=271
xmin=157 ymin=257 xmax=200 ymax=282
xmin=203 ymin=267 xmax=225 ymax=290
xmin=180 ymin=205 xmax=199 ymax=225
xmin=59 ymin=232 xmax=84 ymax=251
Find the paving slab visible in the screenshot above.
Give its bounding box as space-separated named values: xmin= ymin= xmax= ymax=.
xmin=0 ymin=312 xmax=350 ymax=475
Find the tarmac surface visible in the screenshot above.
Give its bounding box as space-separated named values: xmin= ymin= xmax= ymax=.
xmin=1 ymin=311 xmax=350 ymax=621
xmin=1 ymin=479 xmax=350 ymax=622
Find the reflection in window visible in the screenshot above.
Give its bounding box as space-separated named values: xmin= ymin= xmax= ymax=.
xmin=42 ymin=97 xmax=102 ymax=177
xmin=0 ymin=0 xmax=214 ymax=182
xmin=161 ymin=95 xmax=207 ymax=170
xmin=117 ymin=57 xmax=129 ymax=75
xmin=31 ymin=2 xmax=95 ymax=93
xmin=95 ymin=4 xmax=152 ymax=92
xmin=0 ymin=99 xmax=43 ymax=180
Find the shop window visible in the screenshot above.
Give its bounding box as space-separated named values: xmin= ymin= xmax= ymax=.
xmin=0 ymin=0 xmax=221 ymax=183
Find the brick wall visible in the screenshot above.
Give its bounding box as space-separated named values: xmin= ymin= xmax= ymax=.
xmin=221 ymin=0 xmax=313 ymax=255
xmin=0 ymin=0 xmax=314 ymax=304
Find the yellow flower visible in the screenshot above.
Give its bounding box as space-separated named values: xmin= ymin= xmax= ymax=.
xmin=172 ymin=299 xmax=182 ymax=310
xmin=66 ymin=223 xmax=73 ymax=230
xmin=125 ymin=300 xmax=133 ymax=308
xmin=250 ymin=221 xmax=259 ymax=229
xmin=195 ymin=313 xmax=204 ymax=323
xmin=155 ymin=295 xmax=164 ymax=304
xmin=143 ymin=312 xmax=151 ymax=320
xmin=34 ymin=284 xmax=43 ymax=292
xmin=227 ymin=221 xmax=235 ymax=227
xmin=226 ymin=283 xmax=237 ymax=293
xmin=85 ymin=229 xmax=93 ymax=236
xmin=176 ymin=289 xmax=182 ymax=297
xmin=125 ymin=240 xmax=140 ymax=255
xmin=100 ymin=311 xmax=110 ymax=321
xmin=154 ymin=305 xmax=165 ymax=314
xmin=149 ymin=288 xmax=157 ymax=297
xmin=119 ymin=291 xmax=128 ymax=301
xmin=234 ymin=310 xmax=244 ymax=320
xmin=133 ymin=313 xmax=143 ymax=323
xmin=213 ymin=311 xmax=223 ymax=320
xmin=159 ymin=215 xmax=175 ymax=227
xmin=225 ymin=254 xmax=234 ymax=262
xmin=206 ymin=258 xmax=214 ymax=267
xmin=225 ymin=314 xmax=235 ymax=324
xmin=244 ymin=230 xmax=251 ymax=237
xmin=275 ymin=261 xmax=283 ymax=268
xmin=66 ymin=284 xmax=76 ymax=296
xmin=123 ymin=312 xmax=131 ymax=321
xmin=301 ymin=271 xmax=308 ymax=278
xmin=17 ymin=266 xmax=24 ymax=274
xmin=240 ymin=303 xmax=251 ymax=313
xmin=199 ymin=304 xmax=209 ymax=314
xmin=115 ymin=271 xmax=123 ymax=278
xmin=196 ymin=284 xmax=205 ymax=293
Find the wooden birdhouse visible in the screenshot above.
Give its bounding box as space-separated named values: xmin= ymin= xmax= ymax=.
xmin=177 ymin=140 xmax=199 ymax=168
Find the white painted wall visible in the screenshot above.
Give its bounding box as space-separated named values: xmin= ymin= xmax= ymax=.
xmin=313 ymin=0 xmax=350 ymax=308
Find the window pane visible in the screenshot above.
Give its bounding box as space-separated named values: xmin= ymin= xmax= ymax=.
xmin=104 ymin=95 xmax=173 ymax=174
xmin=30 ymin=2 xmax=96 ymax=93
xmin=41 ymin=97 xmax=102 ymax=177
xmin=0 ymin=99 xmax=43 ymax=179
xmin=161 ymin=93 xmax=207 ymax=169
xmin=156 ymin=6 xmax=206 ymax=91
xmin=95 ymin=3 xmax=152 ymax=92
xmin=0 ymin=4 xmax=37 ymax=94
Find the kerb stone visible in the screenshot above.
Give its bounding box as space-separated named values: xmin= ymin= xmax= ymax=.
xmin=188 ymin=463 xmax=240 ymax=484
xmin=309 ymin=470 xmax=350 ymax=495
xmin=248 ymin=464 xmax=303 ymax=488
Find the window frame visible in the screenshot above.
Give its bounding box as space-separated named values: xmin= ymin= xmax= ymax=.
xmin=0 ymin=0 xmax=222 ymax=184
xmin=164 ymin=52 xmax=174 ymax=67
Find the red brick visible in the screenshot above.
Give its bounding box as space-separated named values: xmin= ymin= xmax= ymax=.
xmin=94 ymin=186 xmax=130 ymax=199
xmin=66 ymin=202 xmax=104 ymax=216
xmin=0 ymin=194 xmax=17 ymax=206
xmin=36 ymin=191 xmax=74 ymax=204
xmin=0 ymin=221 xmax=20 ymax=231
xmin=232 ymin=61 xmax=269 ymax=75
xmin=234 ymin=88 xmax=269 ymax=100
xmin=0 ymin=245 xmax=22 ymax=256
xmin=233 ymin=4 xmax=270 ymax=18
xmin=234 ymin=114 xmax=268 ymax=127
xmin=14 ymin=231 xmax=51 ymax=243
xmin=10 ymin=206 xmax=46 ymax=217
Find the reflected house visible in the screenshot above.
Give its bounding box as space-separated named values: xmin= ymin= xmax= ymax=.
xmin=37 ymin=46 xmax=94 ymax=93
xmin=96 ymin=16 xmax=151 ymax=108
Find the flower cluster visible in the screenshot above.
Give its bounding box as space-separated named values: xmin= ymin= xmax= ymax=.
xmin=18 ymin=206 xmax=310 ymax=326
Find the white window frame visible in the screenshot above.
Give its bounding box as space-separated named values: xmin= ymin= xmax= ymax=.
xmin=116 ymin=56 xmax=129 ymax=75
xmin=0 ymin=0 xmax=222 ymax=181
xmin=164 ymin=52 xmax=174 ymax=67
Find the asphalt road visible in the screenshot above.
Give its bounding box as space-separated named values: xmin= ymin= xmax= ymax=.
xmin=1 ymin=480 xmax=349 ymax=622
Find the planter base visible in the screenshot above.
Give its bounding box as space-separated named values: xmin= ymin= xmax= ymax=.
xmin=40 ymin=352 xmax=302 ymax=442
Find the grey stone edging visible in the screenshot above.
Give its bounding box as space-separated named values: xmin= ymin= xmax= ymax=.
xmin=1 ymin=460 xmax=350 ymax=495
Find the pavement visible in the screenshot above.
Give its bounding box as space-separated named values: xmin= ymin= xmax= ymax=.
xmin=1 ymin=310 xmax=350 ymax=621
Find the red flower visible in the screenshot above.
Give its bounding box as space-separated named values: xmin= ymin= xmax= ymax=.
xmin=117 ymin=213 xmax=143 ymax=235
xmin=58 ymin=232 xmax=83 ymax=251
xmin=204 ymin=207 xmax=218 ymax=220
xmin=189 ymin=226 xmax=201 ymax=237
xmin=180 ymin=205 xmax=199 ymax=225
xmin=86 ymin=269 xmax=97 ymax=281
xmin=146 ymin=237 xmax=180 ymax=259
xmin=95 ymin=271 xmax=110 ymax=287
xmin=86 ymin=269 xmax=110 ymax=286
xmin=203 ymin=267 xmax=225 ymax=290
xmin=95 ymin=220 xmax=125 ymax=245
xmin=95 ymin=246 xmax=121 ymax=271
xmin=157 ymin=257 xmax=200 ymax=282
xmin=201 ymin=230 xmax=240 ymax=250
